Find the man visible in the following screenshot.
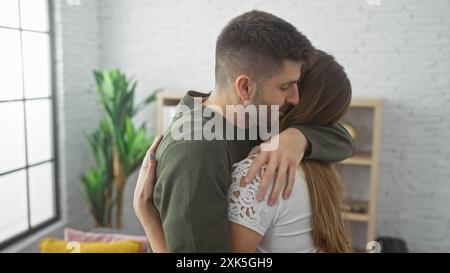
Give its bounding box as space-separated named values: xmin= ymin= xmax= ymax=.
xmin=147 ymin=10 xmax=355 ymax=252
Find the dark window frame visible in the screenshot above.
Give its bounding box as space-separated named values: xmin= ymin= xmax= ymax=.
xmin=0 ymin=0 xmax=60 ymax=250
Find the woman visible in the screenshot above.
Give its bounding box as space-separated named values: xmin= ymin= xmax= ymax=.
xmin=134 ymin=50 xmax=352 ymax=253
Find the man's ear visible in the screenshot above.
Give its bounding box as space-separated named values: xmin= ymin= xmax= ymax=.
xmin=235 ymin=75 xmax=256 ymax=104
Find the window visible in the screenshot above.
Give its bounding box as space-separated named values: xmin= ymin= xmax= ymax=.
xmin=0 ymin=0 xmax=58 ymax=249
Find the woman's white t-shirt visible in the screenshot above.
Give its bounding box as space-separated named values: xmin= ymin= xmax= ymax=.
xmin=227 ymin=156 xmax=317 ymax=253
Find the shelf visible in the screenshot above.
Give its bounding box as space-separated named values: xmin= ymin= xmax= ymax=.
xmin=158 ymin=91 xmax=184 ymax=106
xmin=158 ymin=91 xmax=184 ymax=100
xmin=352 ymin=247 xmax=367 ymax=253
xmin=350 ymin=98 xmax=383 ymax=108
xmin=340 ymin=152 xmax=373 ymax=166
xmin=343 ymin=212 xmax=370 ymax=222
xmin=163 ymin=98 xmax=182 ymax=106
xmin=343 ymin=200 xmax=370 ymax=222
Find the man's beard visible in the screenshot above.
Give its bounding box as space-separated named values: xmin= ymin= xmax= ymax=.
xmin=248 ymin=89 xmax=280 ymax=131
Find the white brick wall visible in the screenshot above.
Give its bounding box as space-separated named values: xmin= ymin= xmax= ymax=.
xmin=12 ymin=0 xmax=450 ymax=252
xmin=54 ymin=0 xmax=102 ymax=232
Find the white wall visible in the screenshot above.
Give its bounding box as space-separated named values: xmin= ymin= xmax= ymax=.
xmin=8 ymin=0 xmax=450 ymax=252
xmin=56 ymin=0 xmax=102 ymax=232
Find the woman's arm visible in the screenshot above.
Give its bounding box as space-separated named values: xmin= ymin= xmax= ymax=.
xmin=135 ymin=206 xmax=168 ymax=253
xmin=133 ymin=135 xmax=168 ymax=253
xmin=229 ymin=223 xmax=262 ymax=253
xmin=227 ymin=156 xmax=281 ymax=253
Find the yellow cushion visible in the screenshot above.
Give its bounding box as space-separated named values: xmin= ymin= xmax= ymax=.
xmin=39 ymin=237 xmax=143 ymax=253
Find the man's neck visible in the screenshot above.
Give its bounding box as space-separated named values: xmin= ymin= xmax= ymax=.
xmin=202 ymin=88 xmax=244 ymax=128
xmin=202 ymin=88 xmax=226 ymax=108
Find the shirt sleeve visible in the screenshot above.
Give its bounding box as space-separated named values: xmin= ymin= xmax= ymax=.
xmin=290 ymin=123 xmax=356 ymax=162
xmin=227 ymin=157 xmax=278 ymax=236
xmin=153 ymin=140 xmax=232 ymax=252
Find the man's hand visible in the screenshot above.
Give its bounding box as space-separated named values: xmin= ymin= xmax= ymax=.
xmin=245 ymin=128 xmax=308 ymax=205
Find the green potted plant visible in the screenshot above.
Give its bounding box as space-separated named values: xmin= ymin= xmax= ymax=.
xmin=81 ymin=69 xmax=160 ymax=228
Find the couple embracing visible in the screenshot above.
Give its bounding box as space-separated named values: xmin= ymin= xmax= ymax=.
xmin=134 ymin=10 xmax=354 ymax=253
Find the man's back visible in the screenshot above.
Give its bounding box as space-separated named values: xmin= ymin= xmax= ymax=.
xmin=153 ymin=91 xmax=253 ymax=252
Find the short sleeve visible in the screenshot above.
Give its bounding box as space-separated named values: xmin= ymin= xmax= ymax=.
xmin=227 ymin=157 xmax=278 ymax=236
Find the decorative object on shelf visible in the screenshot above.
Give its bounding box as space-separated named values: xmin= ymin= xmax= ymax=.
xmin=342 ymin=122 xmax=357 ymax=140
xmin=343 ymin=199 xmax=368 ymax=213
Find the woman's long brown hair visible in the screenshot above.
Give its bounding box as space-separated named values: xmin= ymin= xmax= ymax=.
xmin=281 ymin=50 xmax=353 ymax=252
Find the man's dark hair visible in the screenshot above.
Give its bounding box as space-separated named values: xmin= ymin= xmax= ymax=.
xmin=215 ymin=10 xmax=315 ymax=89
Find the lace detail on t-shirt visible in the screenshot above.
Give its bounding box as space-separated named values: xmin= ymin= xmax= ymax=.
xmin=228 ymin=157 xmax=268 ymax=227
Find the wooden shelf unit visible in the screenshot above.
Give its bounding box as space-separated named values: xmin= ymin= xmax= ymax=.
xmin=340 ymin=98 xmax=383 ymax=247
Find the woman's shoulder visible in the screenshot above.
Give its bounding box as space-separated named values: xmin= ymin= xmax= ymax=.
xmin=229 ymin=156 xmax=309 ymax=214
xmin=231 ymin=155 xmax=260 ymax=178
xmin=228 ymin=156 xmax=271 ymax=233
xmin=229 ymin=156 xmax=265 ymax=200
xmin=227 ymin=156 xmax=310 ymax=234
xmin=230 ymin=156 xmax=307 ymax=191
